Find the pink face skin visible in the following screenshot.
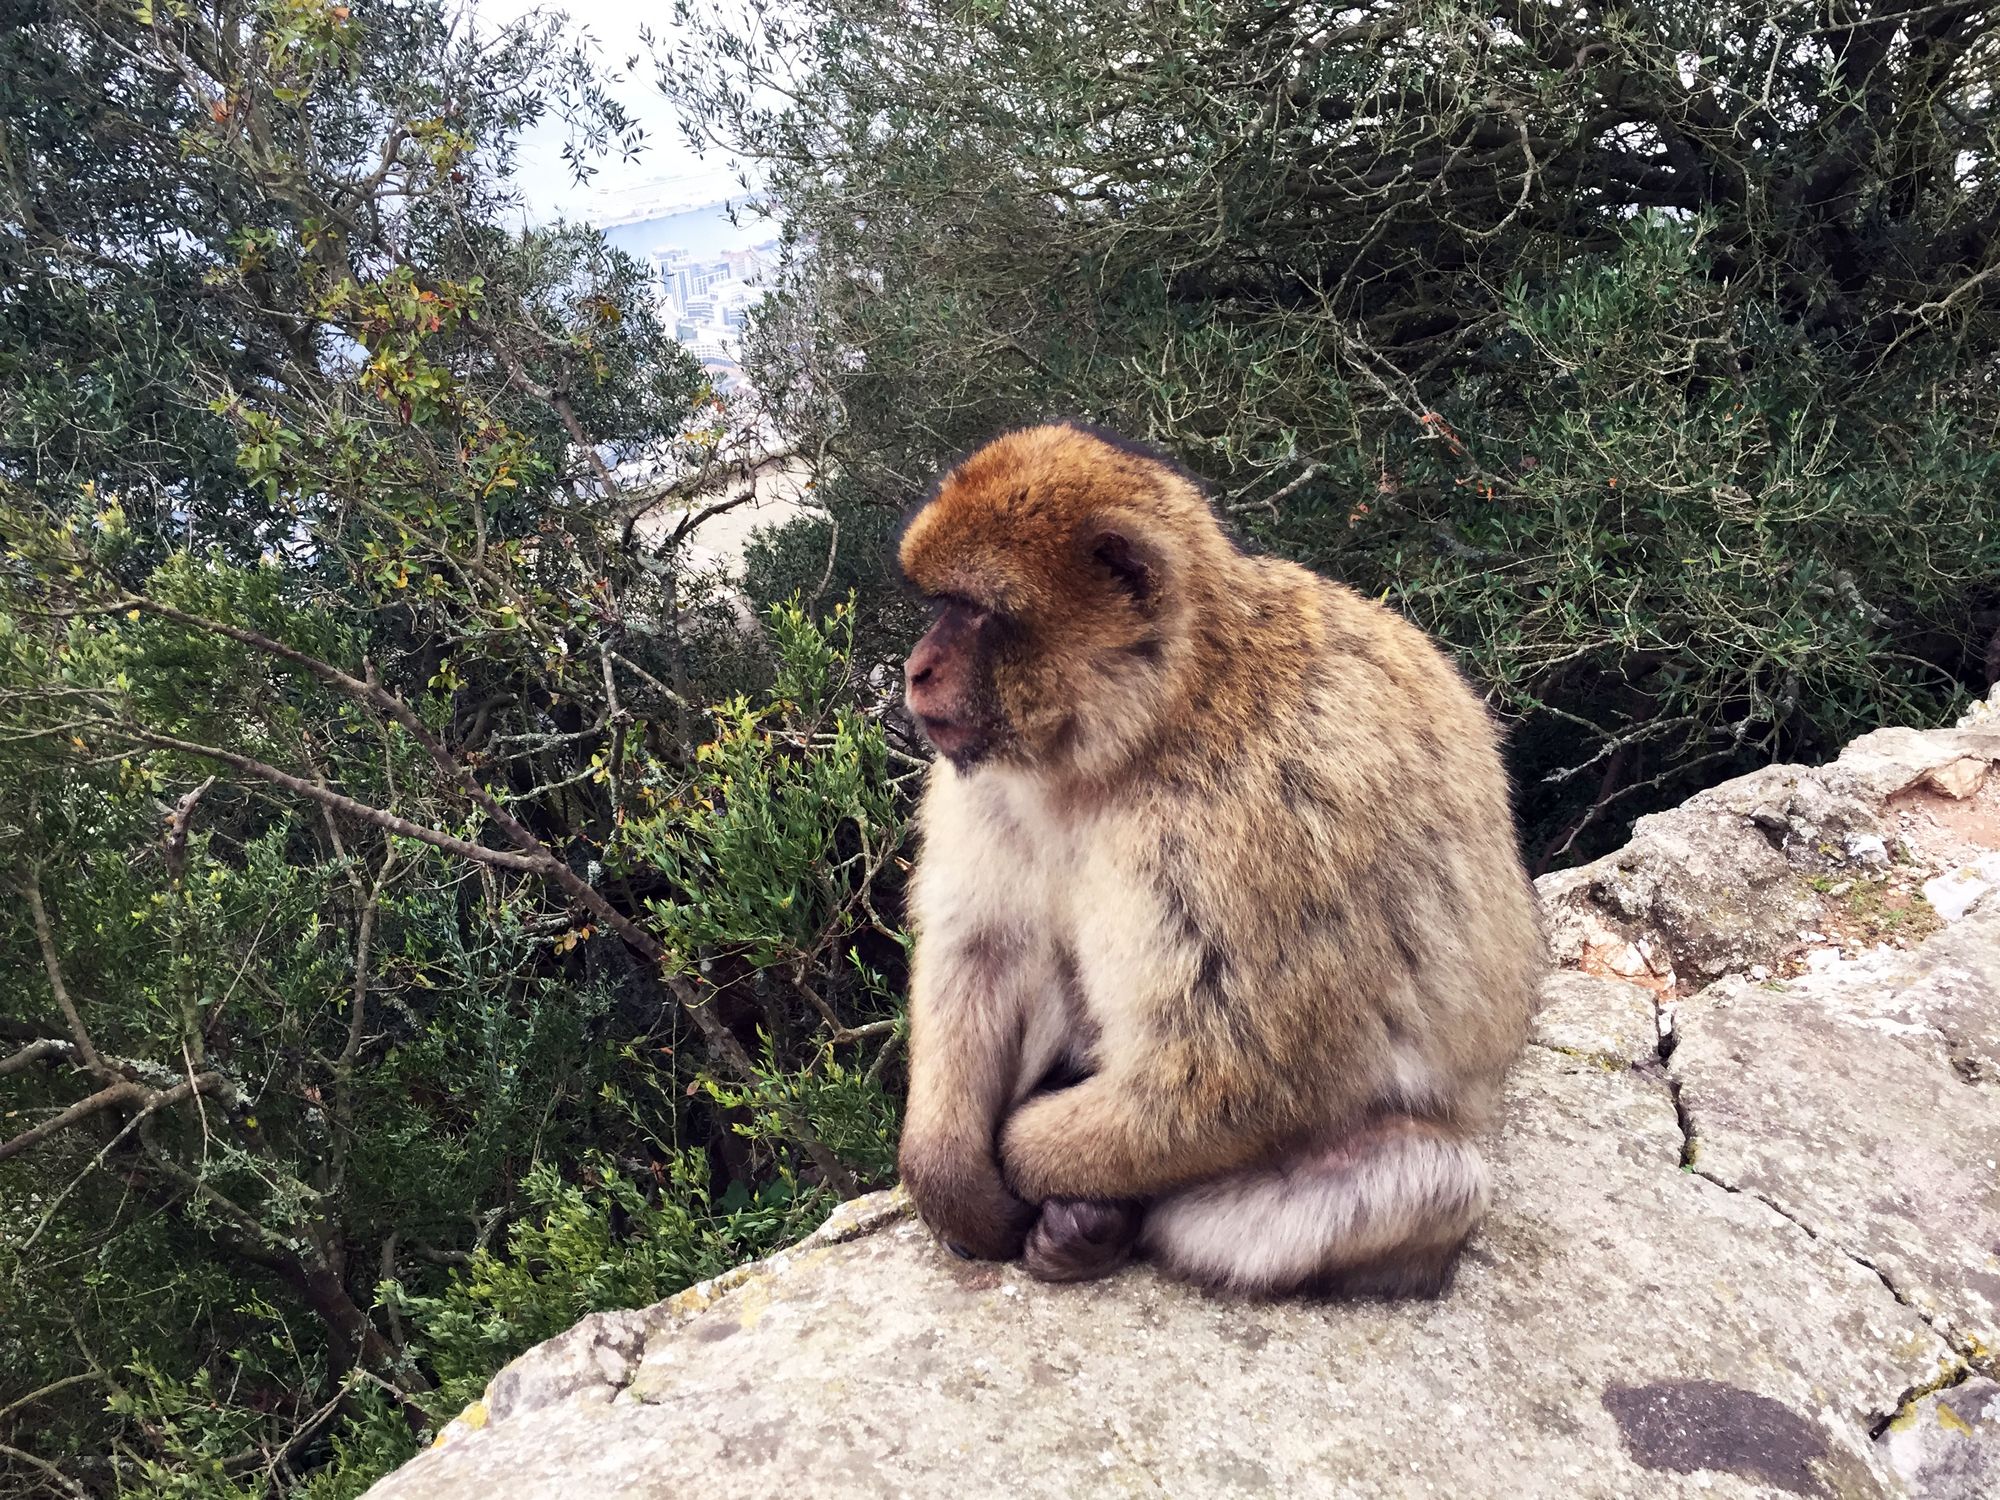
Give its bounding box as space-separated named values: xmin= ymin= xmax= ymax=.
xmin=904 ymin=598 xmax=1003 ymax=767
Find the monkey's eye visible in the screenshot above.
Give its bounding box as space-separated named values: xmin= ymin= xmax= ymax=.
xmin=928 ymin=593 xmax=991 ymax=626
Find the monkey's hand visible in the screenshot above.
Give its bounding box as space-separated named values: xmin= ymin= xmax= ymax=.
xmin=1001 ymin=1071 xmax=1268 ymax=1203
xmin=899 ymin=1134 xmax=1037 ymax=1262
xmin=998 ymin=1088 xmax=1101 ymax=1204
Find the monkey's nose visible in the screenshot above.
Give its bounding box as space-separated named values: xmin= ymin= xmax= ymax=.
xmin=905 ymin=641 xmax=941 ymax=691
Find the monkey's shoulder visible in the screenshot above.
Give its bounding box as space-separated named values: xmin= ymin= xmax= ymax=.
xmin=1229 ymin=565 xmax=1505 ymax=768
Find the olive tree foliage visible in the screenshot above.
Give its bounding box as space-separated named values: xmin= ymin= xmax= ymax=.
xmin=1 ymin=2 xmax=907 ymax=1494
xmin=667 ymin=0 xmax=2000 ymax=862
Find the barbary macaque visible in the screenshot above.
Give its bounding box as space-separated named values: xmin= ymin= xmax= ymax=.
xmin=894 ymin=423 xmax=1544 ymax=1295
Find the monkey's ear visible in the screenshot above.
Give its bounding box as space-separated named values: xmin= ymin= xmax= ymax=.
xmin=1090 ymin=529 xmax=1161 ymax=610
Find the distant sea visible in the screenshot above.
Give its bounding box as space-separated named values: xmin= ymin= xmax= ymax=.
xmin=599 ymin=199 xmax=776 ymax=260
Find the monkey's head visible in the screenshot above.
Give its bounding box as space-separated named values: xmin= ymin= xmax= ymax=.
xmin=899 ymin=423 xmax=1229 ymax=776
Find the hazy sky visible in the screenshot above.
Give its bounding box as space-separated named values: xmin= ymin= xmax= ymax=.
xmin=467 ymin=0 xmax=744 ymax=224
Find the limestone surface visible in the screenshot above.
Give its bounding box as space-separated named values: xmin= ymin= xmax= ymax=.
xmin=1671 ymin=910 xmax=2000 ymax=1355
xmin=369 ymin=720 xmax=2000 ymax=1500
xmin=1877 ymin=1379 xmax=2000 ymax=1499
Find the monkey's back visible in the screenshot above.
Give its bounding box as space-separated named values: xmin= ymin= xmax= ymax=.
xmin=1133 ymin=554 xmax=1546 ymax=1133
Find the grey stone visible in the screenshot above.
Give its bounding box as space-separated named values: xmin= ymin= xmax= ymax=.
xmin=371 ymin=1045 xmax=1951 ymax=1500
xmin=480 ymin=1307 xmax=651 ymax=1424
xmin=1537 ymin=782 xmax=1825 ymax=987
xmin=1924 ymin=855 xmax=2000 ymax=924
xmin=1876 ymin=1378 xmax=2000 ymax=1500
xmin=1960 ymin=685 xmax=2000 ymax=730
xmin=1836 ymin=726 xmax=2000 ymax=803
xmin=1669 ymin=907 xmax=2000 ymax=1355
xmin=368 ymin=719 xmax=2000 ymax=1500
xmin=1536 ymin=722 xmax=2000 ymax=991
xmin=1531 ymin=971 xmax=1662 ymax=1066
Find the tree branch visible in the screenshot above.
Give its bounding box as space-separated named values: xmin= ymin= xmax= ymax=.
xmin=0 ymin=1071 xmax=231 ymax=1164
xmin=331 ymin=842 xmax=396 ymax=1190
xmin=21 ymin=871 xmax=108 ymax=1078
xmin=93 ymin=723 xmax=551 ymax=874
xmin=0 ymin=1441 xmax=89 ymax=1500
xmin=0 ymin=1081 xmax=140 ymax=1163
xmin=1 ymin=1038 xmax=73 ymax=1077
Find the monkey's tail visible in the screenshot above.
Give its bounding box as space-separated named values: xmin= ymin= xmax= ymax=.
xmin=1139 ymin=1121 xmax=1489 ymax=1297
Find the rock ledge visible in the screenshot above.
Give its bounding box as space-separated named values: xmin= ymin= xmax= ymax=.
xmin=370 ymin=718 xmax=2000 ymax=1499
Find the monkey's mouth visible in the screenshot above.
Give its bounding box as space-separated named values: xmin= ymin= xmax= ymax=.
xmin=917 ymin=713 xmax=989 ymax=763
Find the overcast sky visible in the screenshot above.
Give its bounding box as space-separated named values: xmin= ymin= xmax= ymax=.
xmin=466 ymin=0 xmax=744 ymax=224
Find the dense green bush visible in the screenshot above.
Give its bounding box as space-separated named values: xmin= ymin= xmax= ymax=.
xmin=671 ymin=0 xmax=2000 ymax=864
xmin=0 ymin=3 xmax=907 ymax=1494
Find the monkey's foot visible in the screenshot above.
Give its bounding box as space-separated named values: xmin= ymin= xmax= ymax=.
xmin=1023 ymin=1198 xmax=1143 ymax=1282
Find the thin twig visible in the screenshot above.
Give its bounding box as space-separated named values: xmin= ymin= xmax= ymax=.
xmin=22 ymin=873 xmax=107 ymax=1078
xmin=0 ymin=1442 xmax=89 ymax=1499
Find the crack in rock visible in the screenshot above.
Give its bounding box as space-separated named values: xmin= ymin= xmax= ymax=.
xmin=1677 ymin=1159 xmax=1978 ymax=1436
xmin=1649 ymin=991 xmax=1986 ymax=1443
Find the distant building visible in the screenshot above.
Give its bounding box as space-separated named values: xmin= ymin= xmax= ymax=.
xmin=614 ymin=206 xmax=782 ymax=372
xmin=659 ymin=257 xmax=732 ymax=308
xmin=721 ymin=245 xmax=772 ymax=285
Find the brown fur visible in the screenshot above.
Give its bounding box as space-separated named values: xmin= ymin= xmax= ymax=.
xmin=895 ymin=424 xmax=1545 ymax=1295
